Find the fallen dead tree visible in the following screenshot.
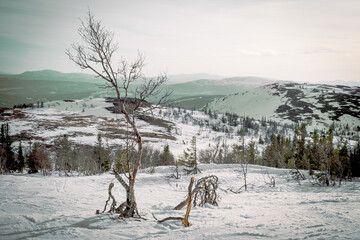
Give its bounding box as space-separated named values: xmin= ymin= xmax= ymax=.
xmin=152 ymin=177 xmax=194 ymax=227
xmin=174 ymin=175 xmax=219 ymax=210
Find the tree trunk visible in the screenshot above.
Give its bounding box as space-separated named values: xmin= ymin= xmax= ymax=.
xmin=113 ymin=170 xmax=138 ymax=218
xmin=244 ymin=172 xmax=247 ymax=191
xmin=123 ymin=180 xmax=137 ymax=217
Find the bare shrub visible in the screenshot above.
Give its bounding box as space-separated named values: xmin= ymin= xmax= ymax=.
xmin=27 ymin=143 xmax=51 ymax=175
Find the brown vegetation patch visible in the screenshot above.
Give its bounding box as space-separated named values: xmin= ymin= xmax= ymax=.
xmin=62 ymin=115 xmax=94 ymax=121
xmin=138 ymin=114 xmax=174 ymax=129
xmin=98 ymin=120 xmax=126 ymax=129
xmin=141 ymin=132 xmax=176 ymax=141
xmin=71 ymin=132 xmax=94 ymax=137
xmin=99 ymin=127 xmax=129 ymax=135
xmin=12 ymin=132 xmax=46 ymax=142
xmin=99 ymin=127 xmax=176 ymax=141
xmin=27 ymin=119 xmax=63 ymax=131
xmin=105 ymin=97 xmax=152 ymax=114
xmin=0 ymin=108 xmax=27 ymax=121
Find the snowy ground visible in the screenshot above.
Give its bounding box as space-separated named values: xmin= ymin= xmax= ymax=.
xmin=1 ymin=164 xmax=359 ymax=240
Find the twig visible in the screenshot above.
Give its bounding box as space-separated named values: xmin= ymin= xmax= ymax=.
xmin=103 ymin=182 xmax=116 ymax=213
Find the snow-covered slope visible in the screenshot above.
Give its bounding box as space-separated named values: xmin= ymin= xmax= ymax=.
xmin=206 ymin=82 xmax=360 ymax=130
xmin=3 ymin=98 xmax=252 ymax=158
xmin=1 ymin=164 xmax=360 ymax=239
xmin=168 ymin=76 xmax=282 ymax=98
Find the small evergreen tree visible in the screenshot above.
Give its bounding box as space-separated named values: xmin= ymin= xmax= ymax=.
xmin=333 ymin=140 xmax=350 ymax=185
xmin=294 ymin=123 xmax=307 ymax=169
xmin=0 ymin=123 xmax=16 ymax=172
xmin=55 ymin=134 xmax=74 ymax=172
xmin=17 ymin=140 xmax=25 ymax=172
xmin=115 ymin=147 xmax=130 ymax=173
xmin=350 ymin=141 xmax=360 ymax=177
xmin=248 ymin=140 xmax=256 ymax=164
xmin=258 ymin=135 xmax=264 ymax=144
xmin=315 ymin=128 xmax=335 ymax=186
xmin=180 ymin=136 xmax=201 ymax=175
xmin=94 ymin=134 xmax=110 ymax=172
xmin=159 ymin=144 xmax=175 ymax=166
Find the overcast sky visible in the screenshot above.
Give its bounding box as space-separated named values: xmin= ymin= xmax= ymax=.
xmin=0 ymin=0 xmax=359 ymax=83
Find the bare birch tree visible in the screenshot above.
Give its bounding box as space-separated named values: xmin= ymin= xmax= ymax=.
xmin=66 ymin=10 xmax=171 ymax=218
xmin=232 ymin=130 xmax=254 ymax=192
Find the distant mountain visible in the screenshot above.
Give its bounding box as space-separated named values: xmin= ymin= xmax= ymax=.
xmin=205 ymin=82 xmax=360 ymax=130
xmin=0 ymin=70 xmax=110 ymax=108
xmin=14 ymin=69 xmax=97 ymax=83
xmin=314 ymin=80 xmax=360 ymax=87
xmin=167 ymin=73 xmax=223 ymax=84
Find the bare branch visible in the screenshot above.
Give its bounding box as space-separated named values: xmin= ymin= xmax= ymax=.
xmin=174 ymin=175 xmax=218 ymax=210
xmin=103 ymin=182 xmax=116 ymax=213
xmin=113 ymin=168 xmax=129 ymax=191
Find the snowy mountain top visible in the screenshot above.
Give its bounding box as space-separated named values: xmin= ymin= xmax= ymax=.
xmin=207 ymin=82 xmax=360 ymax=132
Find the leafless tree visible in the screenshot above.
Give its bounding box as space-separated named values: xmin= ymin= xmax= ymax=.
xmin=199 ymin=139 xmax=221 ymax=164
xmin=233 ymin=130 xmax=249 ymax=191
xmin=66 ymin=10 xmax=171 ymax=218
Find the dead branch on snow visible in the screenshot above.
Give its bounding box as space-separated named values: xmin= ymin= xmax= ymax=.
xmin=153 ymin=177 xmax=194 ymax=227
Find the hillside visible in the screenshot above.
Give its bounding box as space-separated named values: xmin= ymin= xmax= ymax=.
xmin=168 ymin=76 xmax=279 ymax=98
xmin=206 ymin=82 xmax=360 ymax=130
xmin=0 ymin=70 xmax=114 ymax=107
xmin=0 ymin=78 xmax=104 ymax=108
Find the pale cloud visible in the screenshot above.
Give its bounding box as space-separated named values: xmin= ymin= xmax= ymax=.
xmin=300 ymin=48 xmax=343 ymax=55
xmin=238 ymin=49 xmax=279 ymax=57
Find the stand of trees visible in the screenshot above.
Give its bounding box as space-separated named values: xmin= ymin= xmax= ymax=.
xmin=0 ymin=123 xmax=26 ymax=173
xmin=54 ymin=134 xmax=111 ymax=176
xmin=27 ymin=142 xmax=51 ymax=175
xmin=262 ymin=124 xmax=359 ymax=186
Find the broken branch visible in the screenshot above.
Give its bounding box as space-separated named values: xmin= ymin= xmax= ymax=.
xmin=153 ymin=177 xmax=194 ymax=227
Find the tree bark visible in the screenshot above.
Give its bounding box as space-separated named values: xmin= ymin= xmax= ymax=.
xmin=123 ymin=180 xmax=137 ymax=217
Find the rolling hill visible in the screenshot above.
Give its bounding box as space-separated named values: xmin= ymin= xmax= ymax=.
xmin=168 ymin=76 xmax=280 ymax=98
xmin=0 ymin=70 xmax=114 ymax=107
xmin=14 ymin=69 xmax=97 ymax=83
xmin=0 ymin=70 xmax=279 ymax=109
xmin=205 ymin=82 xmax=360 ymax=130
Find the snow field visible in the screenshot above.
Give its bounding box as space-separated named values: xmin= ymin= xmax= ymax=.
xmin=1 ymin=164 xmax=360 ymax=239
